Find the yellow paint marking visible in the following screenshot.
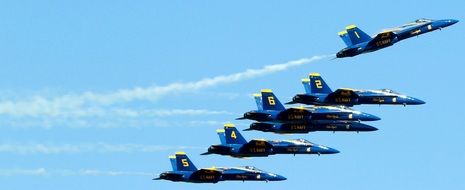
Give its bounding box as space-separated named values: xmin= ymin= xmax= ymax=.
xmin=181 ymin=159 xmax=189 ymax=167
xmin=268 ymin=96 xmax=276 ymax=105
xmin=354 ymin=31 xmax=360 ymax=39
xmin=261 ymin=89 xmax=272 ymax=93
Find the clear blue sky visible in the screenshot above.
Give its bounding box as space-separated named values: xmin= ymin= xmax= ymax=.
xmin=0 ymin=1 xmax=464 ymax=189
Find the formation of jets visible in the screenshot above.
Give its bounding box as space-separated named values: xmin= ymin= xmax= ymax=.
xmin=155 ymin=18 xmax=457 ymax=183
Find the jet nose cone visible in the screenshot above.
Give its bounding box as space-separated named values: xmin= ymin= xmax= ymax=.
xmin=412 ymin=98 xmax=425 ymax=105
xmin=439 ymin=19 xmax=459 ymax=27
xmin=448 ymin=19 xmax=459 ymax=25
xmin=272 ymin=174 xmax=287 ymax=181
xmin=314 ymin=146 xmax=340 ymax=154
xmin=326 ymin=147 xmax=340 ymax=154
xmin=351 ymin=122 xmax=378 ymax=131
xmin=407 ymin=97 xmax=426 ymax=105
xmin=366 ymin=125 xmax=379 ymax=131
xmin=414 ymin=98 xmax=425 ymax=105
xmin=361 ymin=113 xmax=381 ymax=121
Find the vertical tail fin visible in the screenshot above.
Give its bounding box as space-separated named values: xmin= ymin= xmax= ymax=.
xmin=338 ymin=30 xmax=353 ymax=47
xmin=301 ymin=78 xmax=312 ymax=94
xmin=174 ymin=152 xmax=197 ymax=171
xmin=309 ymin=73 xmax=332 ymax=94
xmin=344 ymin=25 xmax=372 ymax=45
xmin=223 ymin=123 xmax=247 ymax=144
xmin=261 ymin=89 xmax=285 ymax=111
xmin=216 ymin=129 xmax=227 ymax=145
xmin=253 ymin=93 xmax=263 ymax=111
xmin=169 ymin=155 xmax=177 ymax=171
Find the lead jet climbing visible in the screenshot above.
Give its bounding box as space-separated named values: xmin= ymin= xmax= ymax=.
xmin=154 ymin=152 xmax=286 ymax=183
xmin=287 ymin=73 xmax=425 ymax=106
xmin=336 ymin=18 xmax=458 ymax=58
xmin=201 ymin=123 xmax=339 ymax=157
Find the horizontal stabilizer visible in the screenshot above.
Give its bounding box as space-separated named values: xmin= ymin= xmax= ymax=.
xmin=285 ymin=101 xmax=298 ymax=105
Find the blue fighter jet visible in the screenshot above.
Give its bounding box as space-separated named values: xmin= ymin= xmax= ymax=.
xmin=246 ymin=94 xmax=377 ymax=133
xmin=238 ymin=89 xmax=380 ymax=123
xmin=287 ymin=73 xmax=425 ymax=106
xmin=245 ymin=120 xmax=377 ymax=134
xmin=201 ymin=123 xmax=339 ymax=157
xmin=154 ymin=152 xmax=286 ymax=183
xmin=336 ymin=18 xmax=458 ymax=58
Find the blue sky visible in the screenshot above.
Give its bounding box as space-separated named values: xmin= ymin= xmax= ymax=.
xmin=0 ymin=1 xmax=464 ymax=189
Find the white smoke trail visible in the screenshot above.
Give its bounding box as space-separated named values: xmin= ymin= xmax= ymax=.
xmin=0 ymin=143 xmax=203 ymax=154
xmin=0 ymin=55 xmax=330 ymax=118
xmin=0 ymin=168 xmax=152 ymax=176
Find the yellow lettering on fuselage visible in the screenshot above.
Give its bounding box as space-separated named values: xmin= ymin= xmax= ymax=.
xmin=288 ymin=115 xmax=305 ymax=120
xmin=373 ymin=97 xmax=385 ymax=103
xmin=199 ymin=175 xmax=216 ymax=180
xmin=290 ymin=125 xmax=306 ymax=130
xmin=249 ymin=147 xmax=266 ymax=153
xmin=235 ymin=175 xmax=247 ymax=179
xmin=340 ymin=91 xmax=352 ymax=96
xmin=255 ymin=141 xmax=266 ymax=146
xmin=286 ymin=147 xmax=299 ymax=152
xmin=335 ymin=97 xmax=352 ymax=103
xmin=376 ymin=39 xmax=391 ymax=47
xmin=326 ymin=115 xmax=339 ymax=119
xmin=326 ymin=125 xmax=338 ymax=129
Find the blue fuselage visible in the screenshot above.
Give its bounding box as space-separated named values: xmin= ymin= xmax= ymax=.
xmin=157 ymin=167 xmax=286 ymax=183
xmin=292 ymin=90 xmax=425 ymax=106
xmin=242 ymin=107 xmax=379 ymax=123
xmin=247 ymin=121 xmax=378 ymax=134
xmin=206 ymin=139 xmax=339 ymax=157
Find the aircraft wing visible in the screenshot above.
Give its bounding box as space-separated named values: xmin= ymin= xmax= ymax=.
xmin=284 ymin=107 xmax=312 ymax=114
xmin=190 ymin=168 xmax=222 ymax=182
xmin=327 ymin=89 xmax=360 ymax=99
xmin=285 ymin=94 xmax=319 ymax=105
xmin=367 ymin=31 xmax=397 ymax=48
xmin=240 ymin=139 xmax=274 ymax=154
xmin=152 ymin=172 xmax=184 ymax=180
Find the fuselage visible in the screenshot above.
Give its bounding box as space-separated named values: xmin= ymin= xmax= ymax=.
xmin=292 ymin=89 xmax=425 ymax=106
xmin=206 ymin=139 xmax=339 ymax=157
xmin=247 ymin=121 xmax=378 ymax=134
xmin=157 ymin=166 xmax=286 ymax=183
xmin=242 ymin=106 xmax=380 ymax=123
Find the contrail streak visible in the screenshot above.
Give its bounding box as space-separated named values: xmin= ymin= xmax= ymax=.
xmin=0 ymin=54 xmax=330 ymax=119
